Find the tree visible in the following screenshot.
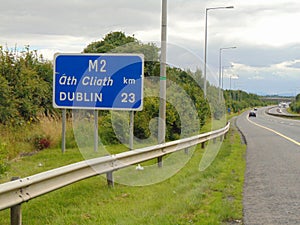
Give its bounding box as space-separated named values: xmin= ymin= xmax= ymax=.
xmin=0 ymin=45 xmax=55 ymax=124
xmin=84 ymin=31 xmax=160 ymax=77
xmin=0 ymin=74 xmax=17 ymax=124
xmin=84 ymin=31 xmax=136 ymax=53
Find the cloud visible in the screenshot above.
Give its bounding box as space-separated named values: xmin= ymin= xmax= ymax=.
xmin=221 ymin=0 xmax=300 ymax=47
xmin=1 ymin=0 xmax=300 ymax=95
xmin=232 ymin=60 xmax=300 ymax=78
xmin=249 ymin=75 xmax=264 ymax=81
xmin=281 ymin=60 xmax=300 ymax=69
xmin=0 ymin=0 xmax=161 ymax=49
xmin=226 ymin=60 xmax=300 ymax=94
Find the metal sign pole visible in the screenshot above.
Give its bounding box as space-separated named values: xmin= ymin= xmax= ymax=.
xmin=62 ymin=109 xmax=66 ymax=153
xmin=94 ymin=110 xmax=98 ymax=152
xmin=129 ymin=111 xmax=134 ymax=150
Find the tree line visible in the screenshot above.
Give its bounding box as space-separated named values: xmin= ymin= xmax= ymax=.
xmin=223 ymin=90 xmax=269 ymax=113
xmin=0 ymin=32 xmax=268 ymax=143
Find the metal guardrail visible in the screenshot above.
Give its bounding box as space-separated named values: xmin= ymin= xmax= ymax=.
xmin=0 ymin=122 xmax=230 ymax=214
xmin=266 ymin=107 xmax=300 ymax=119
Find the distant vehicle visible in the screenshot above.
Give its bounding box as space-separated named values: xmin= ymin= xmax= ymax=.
xmin=254 ymin=108 xmax=258 ymax=111
xmin=280 ymin=102 xmax=287 ymax=108
xmin=249 ymin=111 xmax=256 ymax=117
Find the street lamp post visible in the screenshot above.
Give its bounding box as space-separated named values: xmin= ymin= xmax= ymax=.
xmin=203 ymin=6 xmax=234 ymax=97
xmin=218 ymin=46 xmax=236 ymax=101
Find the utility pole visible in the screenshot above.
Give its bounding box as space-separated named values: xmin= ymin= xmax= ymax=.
xmin=158 ymin=0 xmax=167 ymax=167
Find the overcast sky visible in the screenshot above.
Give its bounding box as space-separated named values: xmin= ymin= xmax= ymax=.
xmin=1 ymin=0 xmax=300 ymax=96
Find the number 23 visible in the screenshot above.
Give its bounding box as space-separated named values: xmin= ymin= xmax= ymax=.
xmin=121 ymin=93 xmax=135 ymax=103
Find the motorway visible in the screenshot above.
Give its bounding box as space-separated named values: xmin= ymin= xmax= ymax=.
xmin=236 ymin=107 xmax=300 ymax=224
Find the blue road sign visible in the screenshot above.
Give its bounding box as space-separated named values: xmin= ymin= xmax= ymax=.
xmin=53 ymin=53 xmax=144 ymax=110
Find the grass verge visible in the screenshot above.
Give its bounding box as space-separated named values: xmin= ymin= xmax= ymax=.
xmin=0 ymin=125 xmax=245 ymax=225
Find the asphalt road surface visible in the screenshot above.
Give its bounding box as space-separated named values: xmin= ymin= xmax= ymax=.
xmin=236 ymin=107 xmax=300 ymax=224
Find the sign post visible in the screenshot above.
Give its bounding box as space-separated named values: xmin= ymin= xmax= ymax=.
xmin=53 ymin=53 xmax=144 ymax=152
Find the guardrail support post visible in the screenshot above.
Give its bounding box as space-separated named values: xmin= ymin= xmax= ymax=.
xmin=158 ymin=156 xmax=163 ymax=168
xmin=11 ymin=205 xmax=22 ymax=225
xmin=106 ymin=172 xmax=114 ymax=188
xmin=184 ymin=148 xmax=189 ymax=155
xmin=10 ymin=177 xmax=22 ymax=225
xmin=220 ymin=135 xmax=224 ymax=142
xmin=201 ymin=142 xmax=206 ymax=149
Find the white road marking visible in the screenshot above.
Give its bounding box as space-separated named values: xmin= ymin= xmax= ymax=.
xmin=246 ymin=116 xmax=300 ymax=147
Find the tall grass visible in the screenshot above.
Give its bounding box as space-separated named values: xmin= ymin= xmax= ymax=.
xmin=0 ymin=117 xmax=72 ymax=178
xmin=0 ymin=117 xmax=74 ymax=158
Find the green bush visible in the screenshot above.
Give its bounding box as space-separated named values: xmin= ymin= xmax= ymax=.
xmin=290 ymin=94 xmax=300 ymax=113
xmin=32 ymin=134 xmax=51 ymax=151
xmin=290 ymin=102 xmax=300 ymax=113
xmin=99 ymin=114 xmax=121 ymax=145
